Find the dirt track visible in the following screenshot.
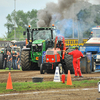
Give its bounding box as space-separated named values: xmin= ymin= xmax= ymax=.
xmin=0 ymin=70 xmax=100 ymax=83
xmin=0 ymin=70 xmax=100 ymax=100
xmin=0 ymin=88 xmax=100 ymax=100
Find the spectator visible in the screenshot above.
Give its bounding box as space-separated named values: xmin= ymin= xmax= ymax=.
xmin=17 ymin=52 xmax=20 ymax=70
xmin=8 ymin=51 xmax=12 ymax=70
xmin=12 ymin=50 xmax=17 ymax=69
xmin=3 ymin=51 xmax=9 ymax=69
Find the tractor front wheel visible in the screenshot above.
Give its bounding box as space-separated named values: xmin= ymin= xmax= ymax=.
xmin=0 ymin=53 xmax=3 ymax=69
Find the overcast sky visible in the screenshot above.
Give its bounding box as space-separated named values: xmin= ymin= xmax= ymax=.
xmin=0 ymin=0 xmax=58 ymax=38
xmin=0 ymin=0 xmax=99 ymax=38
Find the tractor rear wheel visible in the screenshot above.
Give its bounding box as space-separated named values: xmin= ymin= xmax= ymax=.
xmin=0 ymin=53 xmax=3 ymax=69
xmin=64 ymin=49 xmax=74 ymax=74
xmin=21 ymin=51 xmax=31 ymax=71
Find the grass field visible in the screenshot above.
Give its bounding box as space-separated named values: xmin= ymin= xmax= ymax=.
xmin=0 ymin=80 xmax=99 ymax=94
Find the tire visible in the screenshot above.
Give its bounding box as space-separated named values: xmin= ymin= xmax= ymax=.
xmin=64 ymin=49 xmax=74 ymax=74
xmin=92 ymin=61 xmax=96 ymax=72
xmin=40 ymin=64 xmax=45 ymax=74
xmin=91 ymin=57 xmax=96 ymax=72
xmin=3 ymin=60 xmax=7 ymax=69
xmin=80 ymin=56 xmax=87 ymax=74
xmin=41 ymin=56 xmax=47 ymax=73
xmin=0 ymin=53 xmax=4 ymax=69
xmin=86 ymin=56 xmax=92 ymax=73
xmin=21 ymin=51 xmax=31 ymax=71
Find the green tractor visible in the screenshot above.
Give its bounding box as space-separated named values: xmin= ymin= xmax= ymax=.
xmin=21 ymin=26 xmax=56 ymax=71
xmin=0 ymin=43 xmax=11 ymax=69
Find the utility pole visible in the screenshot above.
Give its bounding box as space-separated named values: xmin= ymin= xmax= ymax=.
xmin=14 ymin=0 xmax=16 ymax=40
xmin=73 ymin=3 xmax=74 ymax=38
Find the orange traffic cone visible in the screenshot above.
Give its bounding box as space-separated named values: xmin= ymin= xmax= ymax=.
xmin=66 ymin=70 xmax=72 ymax=85
xmin=6 ymin=72 xmax=13 ymax=89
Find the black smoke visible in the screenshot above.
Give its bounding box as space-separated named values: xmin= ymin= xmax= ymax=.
xmin=37 ymin=0 xmax=100 ymax=40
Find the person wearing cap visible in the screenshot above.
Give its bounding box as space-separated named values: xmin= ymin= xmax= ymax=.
xmin=88 ymin=31 xmax=93 ymax=40
xmin=64 ymin=47 xmax=83 ymax=77
xmin=17 ymin=52 xmax=20 ymax=70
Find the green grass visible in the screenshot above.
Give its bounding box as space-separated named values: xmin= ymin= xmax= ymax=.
xmin=0 ymin=67 xmax=22 ymax=72
xmin=0 ymin=79 xmax=99 ymax=94
xmin=0 ymin=69 xmax=21 ymax=72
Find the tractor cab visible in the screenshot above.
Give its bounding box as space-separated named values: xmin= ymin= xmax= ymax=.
xmin=55 ymin=36 xmax=66 ymax=50
xmin=32 ymin=28 xmax=55 ymax=51
xmin=56 ymin=39 xmax=64 ymax=50
xmin=85 ymin=26 xmax=100 ymax=46
xmin=1 ymin=42 xmax=12 ymax=54
xmin=23 ymin=25 xmax=56 ymax=49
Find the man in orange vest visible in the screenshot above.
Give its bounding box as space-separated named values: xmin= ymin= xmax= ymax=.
xmin=64 ymin=47 xmax=83 ymax=77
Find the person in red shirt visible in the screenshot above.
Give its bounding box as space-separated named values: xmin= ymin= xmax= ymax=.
xmin=64 ymin=47 xmax=83 ymax=77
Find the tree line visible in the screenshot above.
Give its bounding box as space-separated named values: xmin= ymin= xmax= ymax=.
xmin=4 ymin=9 xmax=37 ymax=41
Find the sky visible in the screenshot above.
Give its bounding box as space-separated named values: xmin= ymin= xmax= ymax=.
xmin=0 ymin=0 xmax=99 ymax=38
xmin=0 ymin=0 xmax=58 ymax=38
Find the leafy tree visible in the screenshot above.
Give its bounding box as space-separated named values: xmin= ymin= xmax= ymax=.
xmin=0 ymin=38 xmax=5 ymax=41
xmin=4 ymin=14 xmax=14 ymax=34
xmin=6 ymin=26 xmax=25 ymax=41
xmin=94 ymin=14 xmax=100 ymax=25
xmin=4 ymin=9 xmax=37 ymax=40
xmin=83 ymin=29 xmax=91 ymax=38
xmin=77 ymin=5 xmax=100 ymax=38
